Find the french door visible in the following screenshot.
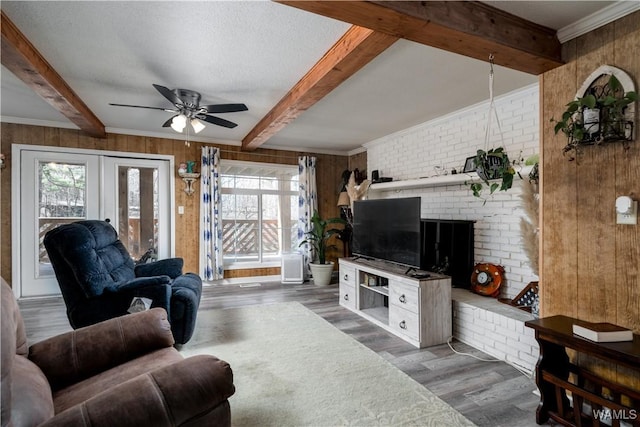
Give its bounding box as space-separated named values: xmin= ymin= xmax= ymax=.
xmin=102 ymin=157 xmax=171 ymax=262
xmin=14 ymin=147 xmax=173 ymax=298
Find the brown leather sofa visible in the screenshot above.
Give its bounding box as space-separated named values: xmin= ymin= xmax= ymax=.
xmin=1 ymin=279 xmax=235 ymax=427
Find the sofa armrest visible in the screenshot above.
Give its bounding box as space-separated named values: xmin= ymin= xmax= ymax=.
xmin=108 ymin=275 xmax=171 ymax=291
xmin=66 ymin=284 xmax=171 ymax=330
xmin=106 ymin=278 xmax=172 ymax=311
xmin=135 ymin=258 xmax=184 ymax=279
xmin=39 ymin=355 xmax=235 ymax=427
xmin=28 ymin=308 xmax=174 ymax=391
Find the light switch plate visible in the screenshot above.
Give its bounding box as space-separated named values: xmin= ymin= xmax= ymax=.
xmin=178 ymin=206 xmax=185 ymax=215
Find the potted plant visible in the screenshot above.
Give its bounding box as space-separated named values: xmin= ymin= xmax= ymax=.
xmin=552 ymin=74 xmax=637 ymax=160
xmin=299 ymin=211 xmax=346 ymax=286
xmin=469 ymin=147 xmax=515 ymax=199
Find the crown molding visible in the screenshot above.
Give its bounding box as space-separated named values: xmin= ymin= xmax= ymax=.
xmin=557 ymin=1 xmax=640 ymax=43
xmin=260 ymin=143 xmax=349 ymax=157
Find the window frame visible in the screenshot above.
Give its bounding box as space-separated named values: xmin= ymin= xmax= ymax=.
xmin=219 ymin=160 xmax=299 ymax=270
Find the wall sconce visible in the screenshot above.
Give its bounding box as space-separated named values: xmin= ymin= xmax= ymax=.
xmin=179 ymin=172 xmax=200 ymax=196
xmin=178 ymin=161 xmax=200 ymax=196
xmin=615 ymin=195 xmax=637 ymax=225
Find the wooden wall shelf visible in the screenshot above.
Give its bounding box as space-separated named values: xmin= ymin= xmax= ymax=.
xmin=178 ymin=172 xmax=200 ymax=196
xmin=369 ymin=165 xmax=534 ymax=192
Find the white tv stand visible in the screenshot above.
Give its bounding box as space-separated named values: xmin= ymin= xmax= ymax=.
xmin=339 ymin=257 xmax=452 ymax=348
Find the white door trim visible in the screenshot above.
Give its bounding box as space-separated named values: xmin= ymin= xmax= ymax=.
xmin=11 ymin=144 xmax=176 ymax=299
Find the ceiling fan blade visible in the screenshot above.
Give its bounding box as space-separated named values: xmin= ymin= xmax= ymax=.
xmin=109 ymin=103 xmax=173 ymax=112
xmin=152 ymin=84 xmax=183 ymax=107
xmin=204 ymin=103 xmax=248 ymax=114
xmin=162 ymin=116 xmax=177 ymax=128
xmin=198 ymin=114 xmax=238 ymax=129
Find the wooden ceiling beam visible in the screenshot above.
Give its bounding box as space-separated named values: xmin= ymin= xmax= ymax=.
xmin=1 ymin=11 xmax=105 ymax=138
xmin=277 ymin=1 xmax=563 ymax=76
xmin=242 ymin=25 xmax=397 ymax=151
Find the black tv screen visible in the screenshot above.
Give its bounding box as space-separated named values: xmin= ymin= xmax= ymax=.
xmin=352 ymin=197 xmax=422 ymax=268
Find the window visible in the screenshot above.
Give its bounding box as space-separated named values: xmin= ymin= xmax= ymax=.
xmin=220 ymin=161 xmax=299 ymax=267
xmin=38 ymin=161 xmax=87 ymax=272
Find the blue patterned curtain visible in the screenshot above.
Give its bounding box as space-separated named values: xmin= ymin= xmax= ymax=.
xmin=297 ymin=156 xmax=318 ymax=277
xmin=200 ymin=146 xmax=224 ymax=281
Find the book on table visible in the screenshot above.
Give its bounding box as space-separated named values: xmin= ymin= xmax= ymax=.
xmin=572 ymin=321 xmax=633 ymax=343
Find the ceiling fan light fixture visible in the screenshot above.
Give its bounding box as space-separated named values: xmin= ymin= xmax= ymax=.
xmin=110 ymin=85 xmax=246 ymax=132
xmin=190 ymin=118 xmax=206 ymax=134
xmin=170 ymin=114 xmax=187 ymax=132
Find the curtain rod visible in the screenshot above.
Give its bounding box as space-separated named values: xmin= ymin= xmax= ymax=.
xmin=216 ymin=148 xmax=307 ymax=160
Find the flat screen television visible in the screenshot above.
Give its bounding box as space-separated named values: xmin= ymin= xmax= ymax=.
xmin=351 ymin=197 xmax=422 ymax=269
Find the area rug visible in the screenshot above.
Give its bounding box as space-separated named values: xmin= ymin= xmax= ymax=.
xmin=181 ymin=302 xmax=475 ymax=427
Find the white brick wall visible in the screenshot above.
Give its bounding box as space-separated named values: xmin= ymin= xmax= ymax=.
xmin=364 ymin=84 xmax=540 ymax=299
xmin=452 ymin=289 xmax=540 ymax=373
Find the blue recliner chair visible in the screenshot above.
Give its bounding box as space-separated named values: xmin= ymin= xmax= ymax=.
xmin=43 ymin=220 xmax=202 ymax=345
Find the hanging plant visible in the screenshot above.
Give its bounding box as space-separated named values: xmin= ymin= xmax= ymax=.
xmin=551 ymin=69 xmax=637 ymax=161
xmin=468 ymin=54 xmax=517 ymax=201
xmin=469 ymin=147 xmax=515 ymax=198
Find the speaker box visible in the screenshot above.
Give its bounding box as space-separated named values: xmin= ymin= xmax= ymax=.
xmin=281 ymin=253 xmax=304 ymax=284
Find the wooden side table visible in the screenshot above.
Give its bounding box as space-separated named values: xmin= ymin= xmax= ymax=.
xmin=525 ymin=315 xmax=640 ymax=426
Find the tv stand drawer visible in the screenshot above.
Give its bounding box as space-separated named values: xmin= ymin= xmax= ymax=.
xmin=389 ymin=281 xmax=419 ymax=314
xmin=339 ymin=283 xmax=356 ymax=311
xmin=389 ymin=306 xmax=420 ymax=341
xmin=340 ymin=266 xmax=356 ymax=287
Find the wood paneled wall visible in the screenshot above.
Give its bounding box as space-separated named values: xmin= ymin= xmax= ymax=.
xmin=540 ymin=11 xmax=639 ymax=389
xmin=348 ymin=150 xmax=367 ymax=179
xmin=0 ymin=124 xmax=348 ymax=282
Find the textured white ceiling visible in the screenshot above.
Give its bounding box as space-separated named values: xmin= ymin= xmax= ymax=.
xmin=0 ymin=1 xmax=625 ymax=154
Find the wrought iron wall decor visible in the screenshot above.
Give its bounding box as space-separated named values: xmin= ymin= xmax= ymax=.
xmin=552 ymin=65 xmax=637 ymax=159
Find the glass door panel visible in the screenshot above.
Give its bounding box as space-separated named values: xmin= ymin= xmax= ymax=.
xmin=38 ymin=161 xmax=88 ymax=275
xmin=115 ymin=166 xmax=158 ymax=261
xmin=102 ymin=157 xmax=171 ymax=261
xmin=19 ymin=151 xmax=99 ymax=297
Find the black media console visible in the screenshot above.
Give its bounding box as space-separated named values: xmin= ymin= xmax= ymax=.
xmin=420 ymin=219 xmax=474 ymax=289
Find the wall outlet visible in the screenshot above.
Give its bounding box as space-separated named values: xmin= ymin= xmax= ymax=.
xmin=616 ymin=200 xmax=637 ymax=225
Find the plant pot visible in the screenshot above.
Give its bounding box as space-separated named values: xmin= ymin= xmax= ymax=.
xmin=476 ymin=154 xmax=505 ymax=181
xmin=309 ymin=262 xmax=334 ymax=286
xmin=583 ymin=108 xmax=600 ymax=136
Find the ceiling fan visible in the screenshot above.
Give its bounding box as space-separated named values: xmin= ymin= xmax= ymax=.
xmin=109 ymin=84 xmax=248 ymax=133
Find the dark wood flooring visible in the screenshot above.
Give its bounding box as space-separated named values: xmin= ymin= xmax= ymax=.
xmin=19 ymin=279 xmax=555 ymax=427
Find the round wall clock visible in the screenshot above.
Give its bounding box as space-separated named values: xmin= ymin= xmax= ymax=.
xmin=470 ymin=263 xmax=504 ymax=297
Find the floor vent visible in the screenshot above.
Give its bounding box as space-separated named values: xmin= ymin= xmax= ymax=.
xmin=239 ymin=283 xmax=262 ymax=288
